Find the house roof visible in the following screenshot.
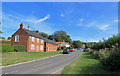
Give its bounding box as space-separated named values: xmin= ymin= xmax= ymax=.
xmin=23 ymin=29 xmax=44 ymax=39
xmin=44 ymin=39 xmax=58 ymax=45
xmin=23 ymin=29 xmax=58 ymax=45
xmin=56 ymin=42 xmax=62 ymax=44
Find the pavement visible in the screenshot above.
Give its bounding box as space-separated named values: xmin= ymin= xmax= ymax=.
xmin=2 ymin=50 xmax=83 ymax=74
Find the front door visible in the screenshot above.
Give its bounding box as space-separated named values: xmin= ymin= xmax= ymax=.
xmin=37 ymin=46 xmax=39 ymax=52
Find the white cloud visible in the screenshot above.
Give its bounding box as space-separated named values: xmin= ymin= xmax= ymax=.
xmin=80 ymin=19 xmax=84 ymax=22
xmin=23 ymin=14 xmax=50 ymax=23
xmin=113 ymin=20 xmax=120 ymax=22
xmin=99 ymin=25 xmax=110 ymax=30
xmin=35 ymin=14 xmax=50 ymax=23
xmin=61 ymin=14 xmax=64 ymax=17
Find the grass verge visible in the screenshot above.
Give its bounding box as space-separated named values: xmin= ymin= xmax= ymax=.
xmin=62 ymin=52 xmax=112 ymax=74
xmin=2 ymin=51 xmax=62 ymax=66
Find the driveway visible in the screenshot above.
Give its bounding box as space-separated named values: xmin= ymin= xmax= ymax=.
xmin=2 ymin=50 xmax=83 ymax=74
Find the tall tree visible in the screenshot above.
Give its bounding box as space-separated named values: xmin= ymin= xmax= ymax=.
xmin=48 ymin=35 xmax=53 ymax=40
xmin=39 ymin=32 xmax=49 ymax=38
xmin=52 ymin=30 xmax=72 ymax=45
xmin=73 ymin=40 xmax=82 ymax=48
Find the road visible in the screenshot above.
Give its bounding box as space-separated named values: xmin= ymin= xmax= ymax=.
xmin=2 ymin=50 xmax=82 ymax=74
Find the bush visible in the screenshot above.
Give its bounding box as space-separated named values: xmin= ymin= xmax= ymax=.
xmin=2 ymin=45 xmax=14 ymax=53
xmin=57 ymin=47 xmax=62 ymax=51
xmin=100 ymin=47 xmax=120 ymax=71
xmin=61 ymin=46 xmax=66 ymax=50
xmin=13 ymin=45 xmax=26 ymax=52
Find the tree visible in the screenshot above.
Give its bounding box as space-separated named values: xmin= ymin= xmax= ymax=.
xmin=52 ymin=30 xmax=72 ymax=45
xmin=0 ymin=30 xmax=2 ymax=33
xmin=48 ymin=35 xmax=53 ymax=40
xmin=0 ymin=37 xmax=5 ymax=39
xmin=73 ymin=40 xmax=82 ymax=48
xmin=39 ymin=32 xmax=49 ymax=38
xmin=7 ymin=36 xmax=12 ymax=40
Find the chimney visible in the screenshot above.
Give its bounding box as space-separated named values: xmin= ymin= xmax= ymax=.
xmin=20 ymin=23 xmax=23 ymax=29
xmin=36 ymin=30 xmax=39 ymax=34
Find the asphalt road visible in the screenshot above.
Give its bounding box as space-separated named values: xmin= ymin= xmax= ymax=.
xmin=2 ymin=50 xmax=83 ymax=74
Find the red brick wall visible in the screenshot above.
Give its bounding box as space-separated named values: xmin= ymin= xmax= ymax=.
xmin=45 ymin=43 xmax=58 ymax=52
xmin=28 ymin=36 xmax=44 ymax=52
xmin=11 ymin=28 xmax=29 ymax=51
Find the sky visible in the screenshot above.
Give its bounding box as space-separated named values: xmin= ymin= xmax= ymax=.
xmin=2 ymin=2 xmax=118 ymax=42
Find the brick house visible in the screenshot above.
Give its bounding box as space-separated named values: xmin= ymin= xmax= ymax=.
xmin=11 ymin=23 xmax=58 ymax=52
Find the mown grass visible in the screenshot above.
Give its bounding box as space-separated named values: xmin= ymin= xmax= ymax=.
xmin=62 ymin=52 xmax=112 ymax=74
xmin=2 ymin=51 xmax=62 ymax=66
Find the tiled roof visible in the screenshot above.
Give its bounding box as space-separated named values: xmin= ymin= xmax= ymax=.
xmin=23 ymin=29 xmax=44 ymax=39
xmin=44 ymin=38 xmax=58 ymax=45
xmin=23 ymin=29 xmax=58 ymax=45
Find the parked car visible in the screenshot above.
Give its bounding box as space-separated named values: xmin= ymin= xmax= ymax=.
xmin=77 ymin=48 xmax=81 ymax=50
xmin=70 ymin=48 xmax=74 ymax=52
xmin=83 ymin=48 xmax=88 ymax=51
xmin=63 ymin=49 xmax=70 ymax=54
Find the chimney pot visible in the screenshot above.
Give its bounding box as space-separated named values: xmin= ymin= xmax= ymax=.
xmin=20 ymin=23 xmax=23 ymax=29
xmin=36 ymin=30 xmax=39 ymax=34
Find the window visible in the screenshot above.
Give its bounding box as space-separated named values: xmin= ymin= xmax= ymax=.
xmin=31 ymin=44 xmax=34 ymax=50
xmin=15 ymin=35 xmax=19 ymax=42
xmin=32 ymin=37 xmax=34 ymax=42
xmin=37 ymin=38 xmax=39 ymax=43
xmin=41 ymin=39 xmax=43 ymax=43
xmin=40 ymin=45 xmax=43 ymax=50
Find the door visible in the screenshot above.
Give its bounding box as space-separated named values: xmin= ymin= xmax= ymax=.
xmin=37 ymin=46 xmax=39 ymax=52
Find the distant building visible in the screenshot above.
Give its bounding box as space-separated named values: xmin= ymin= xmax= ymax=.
xmin=11 ymin=23 xmax=59 ymax=52
xmin=0 ymin=39 xmax=11 ymax=42
xmin=56 ymin=42 xmax=70 ymax=47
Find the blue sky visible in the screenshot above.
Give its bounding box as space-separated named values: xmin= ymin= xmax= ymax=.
xmin=2 ymin=2 xmax=118 ymax=42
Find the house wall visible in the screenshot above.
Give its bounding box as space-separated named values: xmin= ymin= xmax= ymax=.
xmin=11 ymin=28 xmax=29 ymax=51
xmin=28 ymin=36 xmax=44 ymax=52
xmin=45 ymin=43 xmax=58 ymax=52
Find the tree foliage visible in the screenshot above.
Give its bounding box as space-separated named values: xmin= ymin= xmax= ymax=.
xmin=39 ymin=32 xmax=49 ymax=38
xmin=52 ymin=30 xmax=72 ymax=45
xmin=73 ymin=40 xmax=82 ymax=48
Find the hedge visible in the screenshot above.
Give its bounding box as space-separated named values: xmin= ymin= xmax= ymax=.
xmin=2 ymin=45 xmax=14 ymax=53
xmin=13 ymin=45 xmax=26 ymax=52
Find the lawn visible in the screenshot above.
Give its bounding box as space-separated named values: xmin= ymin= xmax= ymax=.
xmin=62 ymin=52 xmax=112 ymax=74
xmin=2 ymin=51 xmax=62 ymax=66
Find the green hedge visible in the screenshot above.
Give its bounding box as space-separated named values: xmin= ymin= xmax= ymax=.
xmin=2 ymin=45 xmax=14 ymax=53
xmin=100 ymin=47 xmax=120 ymax=71
xmin=13 ymin=45 xmax=26 ymax=52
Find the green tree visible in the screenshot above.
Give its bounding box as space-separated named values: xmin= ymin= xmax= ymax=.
xmin=0 ymin=30 xmax=2 ymax=33
xmin=48 ymin=35 xmax=53 ymax=40
xmin=73 ymin=40 xmax=82 ymax=48
xmin=0 ymin=37 xmax=5 ymax=39
xmin=52 ymin=30 xmax=72 ymax=45
xmin=7 ymin=36 xmax=12 ymax=40
xmin=39 ymin=32 xmax=49 ymax=38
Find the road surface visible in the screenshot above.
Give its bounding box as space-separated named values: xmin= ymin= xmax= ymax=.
xmin=2 ymin=50 xmax=82 ymax=74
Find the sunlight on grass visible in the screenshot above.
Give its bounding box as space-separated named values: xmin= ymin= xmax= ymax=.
xmin=2 ymin=51 xmax=62 ymax=66
xmin=62 ymin=52 xmax=112 ymax=74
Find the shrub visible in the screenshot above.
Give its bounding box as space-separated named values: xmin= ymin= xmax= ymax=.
xmin=100 ymin=47 xmax=120 ymax=71
xmin=13 ymin=45 xmax=26 ymax=52
xmin=2 ymin=45 xmax=14 ymax=53
xmin=57 ymin=47 xmax=62 ymax=51
xmin=61 ymin=46 xmax=66 ymax=50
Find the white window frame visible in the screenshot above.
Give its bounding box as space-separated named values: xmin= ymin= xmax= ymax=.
xmin=15 ymin=35 xmax=19 ymax=42
xmin=32 ymin=37 xmax=34 ymax=42
xmin=37 ymin=38 xmax=39 ymax=43
xmin=40 ymin=45 xmax=43 ymax=50
xmin=31 ymin=44 xmax=34 ymax=50
xmin=41 ymin=39 xmax=43 ymax=43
